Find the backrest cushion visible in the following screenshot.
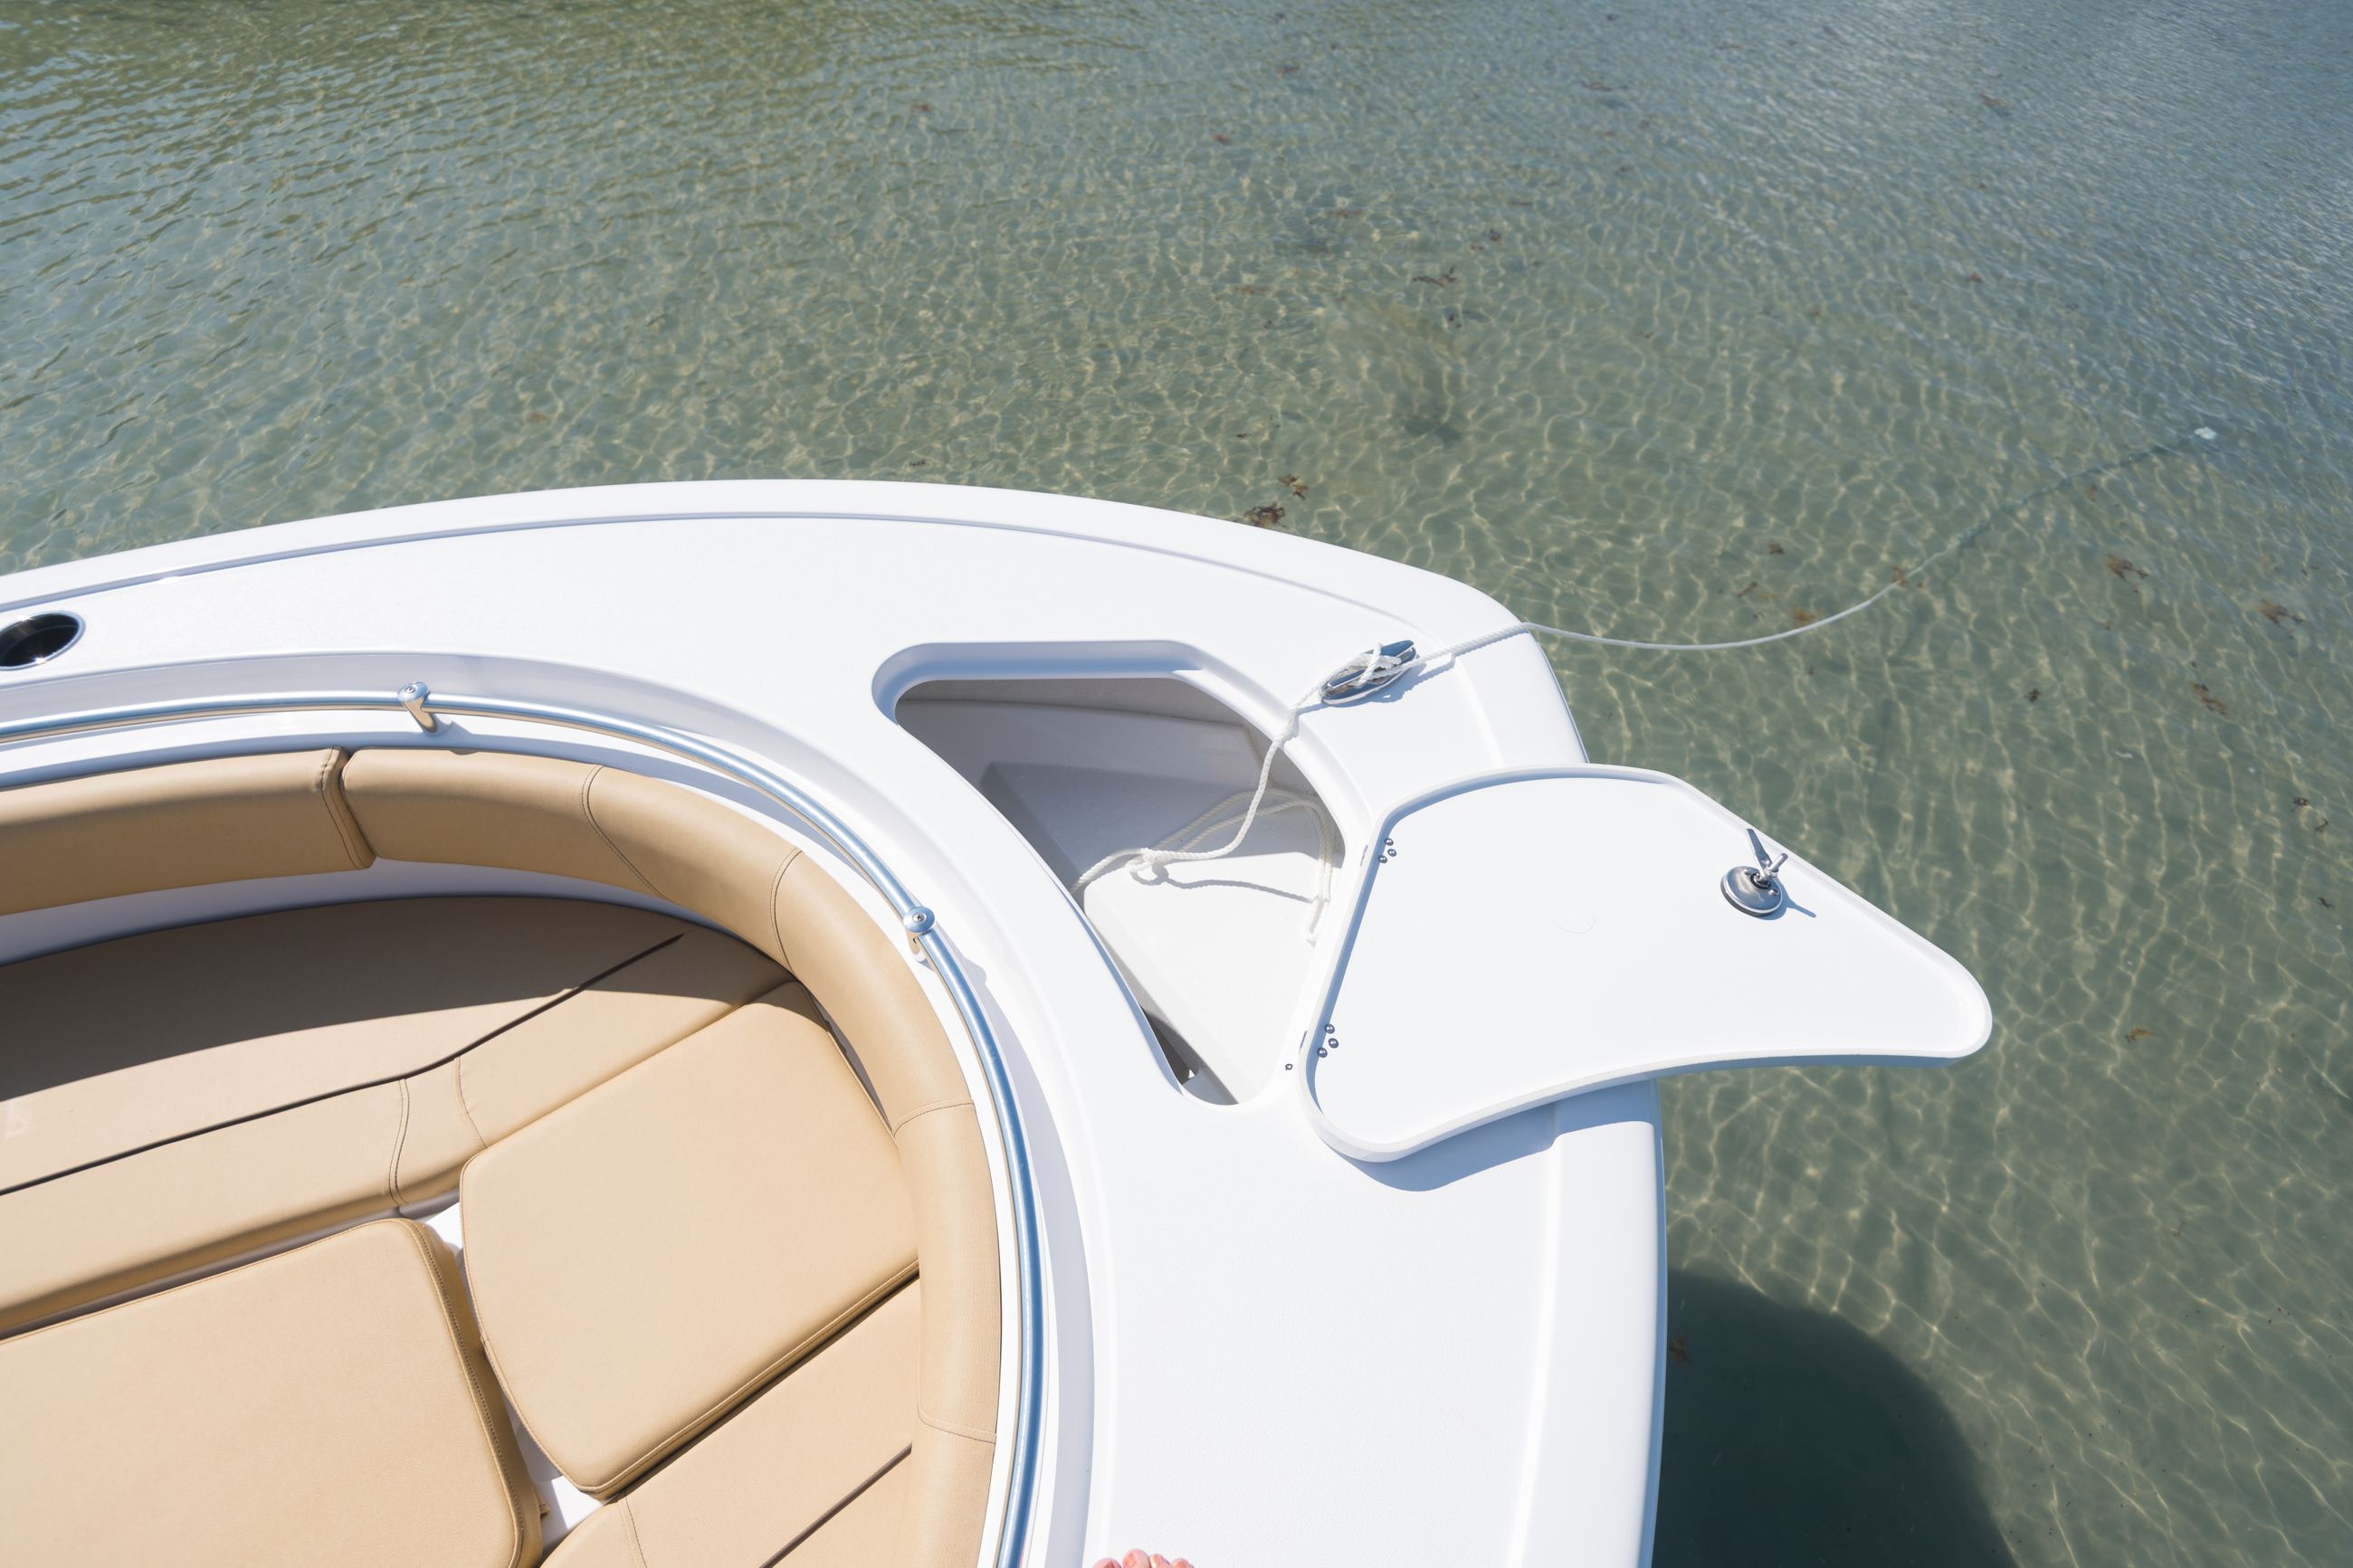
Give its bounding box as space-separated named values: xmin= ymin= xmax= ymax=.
xmin=0 ymin=748 xmax=371 ymax=917
xmin=460 ymin=990 xmax=917 ymax=1496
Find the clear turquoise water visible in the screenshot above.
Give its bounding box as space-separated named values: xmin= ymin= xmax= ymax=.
xmin=4 ymin=1 xmax=2349 ymax=1561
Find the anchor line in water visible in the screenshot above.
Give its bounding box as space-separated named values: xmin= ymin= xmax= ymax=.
xmin=1074 ymin=424 xmax=2217 ymax=891
xmin=1462 ymin=423 xmax=2219 ymax=658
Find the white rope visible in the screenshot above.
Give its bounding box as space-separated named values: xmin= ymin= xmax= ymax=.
xmin=1065 ymin=601 xmax=1897 ymax=903
xmin=1085 ymin=785 xmax=1340 ymax=938
xmin=1070 ymin=650 xmax=1364 ymax=892
xmin=1069 ymin=424 xmax=2216 ymax=898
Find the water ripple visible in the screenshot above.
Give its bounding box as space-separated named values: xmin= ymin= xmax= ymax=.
xmin=4 ymin=1 xmax=2350 ymax=1561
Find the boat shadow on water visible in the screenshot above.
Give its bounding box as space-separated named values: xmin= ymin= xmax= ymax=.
xmin=1654 ymin=1270 xmax=2017 ymax=1568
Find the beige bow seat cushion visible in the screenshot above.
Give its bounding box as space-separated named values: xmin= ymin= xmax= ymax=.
xmin=0 ymin=897 xmax=786 ymax=1335
xmin=548 ymin=1281 xmax=923 ymax=1567
xmin=0 ymin=1218 xmax=540 ymax=1568
xmin=460 ymin=984 xmax=919 ymax=1500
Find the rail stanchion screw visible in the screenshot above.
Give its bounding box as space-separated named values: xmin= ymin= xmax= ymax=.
xmin=396 ymin=681 xmax=438 ymax=733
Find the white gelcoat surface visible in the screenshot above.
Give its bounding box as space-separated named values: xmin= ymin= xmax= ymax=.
xmin=899 ymin=694 xmax=1336 ymax=1100
xmin=0 ymin=480 xmax=1972 ymax=1565
xmin=1310 ymin=771 xmax=1992 ymax=1159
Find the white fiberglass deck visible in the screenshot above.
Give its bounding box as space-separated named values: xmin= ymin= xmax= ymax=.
xmin=0 ymin=480 xmax=1975 ymax=1564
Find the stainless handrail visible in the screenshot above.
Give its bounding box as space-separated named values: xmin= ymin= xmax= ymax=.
xmin=0 ymin=685 xmax=1045 ymax=1568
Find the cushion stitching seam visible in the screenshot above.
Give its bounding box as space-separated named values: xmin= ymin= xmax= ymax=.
xmin=385 ymin=1079 xmax=412 ymax=1203
xmin=581 ymin=767 xmax=661 ymax=898
xmin=767 ymin=847 xmax=804 ymax=970
xmin=620 ymin=1498 xmax=650 ymax=1568
xmin=398 ymin=1222 xmax=534 ymax=1567
xmin=473 ymin=1310 xmax=569 ymax=1506
xmin=916 ymin=1407 xmax=999 ymax=1444
xmin=891 ymin=1097 xmax=976 ymax=1134
xmin=453 ymin=1058 xmax=491 ymax=1152
xmin=592 ymin=1259 xmax=919 ymax=1494
xmin=315 ymin=748 xmax=370 ymax=870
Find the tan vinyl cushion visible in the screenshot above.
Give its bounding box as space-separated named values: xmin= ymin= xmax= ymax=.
xmin=0 ymin=897 xmax=727 ymax=1192
xmin=395 ymin=941 xmax=815 ymax=1202
xmin=1 ymin=1081 xmax=404 ymax=1338
xmin=462 ymin=987 xmax=919 ymax=1497
xmin=793 ymin=1461 xmax=917 ymax=1567
xmin=0 ymin=900 xmax=785 ymax=1335
xmin=0 ymin=1219 xmax=540 ymax=1568
xmin=548 ymin=1283 xmax=922 ymax=1567
xmin=3 ymin=746 xmax=997 ymax=1568
xmin=0 ymin=747 xmax=371 ymax=917
xmin=338 ymin=746 xmax=996 ymax=1565
xmin=343 ymin=748 xmax=805 ymax=956
xmin=343 ymin=752 xmax=980 ymax=1117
